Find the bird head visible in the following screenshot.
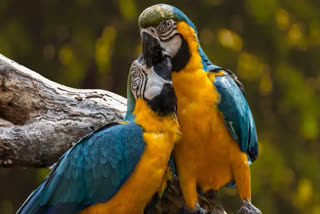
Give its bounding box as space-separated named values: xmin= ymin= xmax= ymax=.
xmin=124 ymin=55 xmax=176 ymax=119
xmin=139 ymin=4 xmax=217 ymax=72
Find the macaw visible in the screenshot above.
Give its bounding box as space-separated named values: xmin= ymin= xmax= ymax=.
xmin=138 ymin=4 xmax=261 ymax=214
xmin=17 ymin=55 xmax=180 ymax=214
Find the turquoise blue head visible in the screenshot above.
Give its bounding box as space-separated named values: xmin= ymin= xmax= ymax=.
xmin=138 ymin=4 xmax=218 ymax=72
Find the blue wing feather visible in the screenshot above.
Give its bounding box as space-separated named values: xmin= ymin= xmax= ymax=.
xmin=17 ymin=121 xmax=145 ymax=214
xmin=213 ymin=72 xmax=258 ymax=162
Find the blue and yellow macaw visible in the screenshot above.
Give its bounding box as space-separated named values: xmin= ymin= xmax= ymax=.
xmin=139 ymin=4 xmax=261 ymax=214
xmin=17 ymin=56 xmax=180 ymax=214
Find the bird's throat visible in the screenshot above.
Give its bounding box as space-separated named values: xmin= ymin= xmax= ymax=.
xmin=133 ymin=99 xmax=179 ymax=134
xmin=173 ymin=21 xmax=203 ymax=72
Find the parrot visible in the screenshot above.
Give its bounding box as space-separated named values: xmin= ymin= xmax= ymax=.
xmin=16 ymin=55 xmax=180 ymax=214
xmin=138 ymin=4 xmax=261 ymax=214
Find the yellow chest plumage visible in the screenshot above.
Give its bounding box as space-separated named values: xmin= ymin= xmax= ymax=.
xmin=80 ymin=99 xmax=180 ymax=214
xmin=172 ymin=69 xmax=245 ymax=188
xmin=172 ymin=22 xmax=250 ymax=209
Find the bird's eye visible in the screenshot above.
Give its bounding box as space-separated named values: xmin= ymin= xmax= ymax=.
xmin=132 ymin=83 xmax=138 ymax=90
xmin=166 ymin=20 xmax=172 ymax=28
xmin=157 ymin=20 xmax=174 ymax=35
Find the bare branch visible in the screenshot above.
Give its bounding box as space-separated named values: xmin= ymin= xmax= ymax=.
xmin=0 ymin=54 xmax=126 ymax=167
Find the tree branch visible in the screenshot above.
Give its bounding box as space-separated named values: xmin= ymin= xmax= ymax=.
xmin=0 ymin=54 xmax=127 ymax=167
xmin=0 ymin=54 xmax=227 ymax=214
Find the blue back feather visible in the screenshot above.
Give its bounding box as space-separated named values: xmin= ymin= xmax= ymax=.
xmin=17 ymin=122 xmax=145 ymax=214
xmin=213 ymin=74 xmax=259 ymax=161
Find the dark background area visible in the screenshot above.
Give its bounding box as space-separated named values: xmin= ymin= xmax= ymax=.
xmin=0 ymin=0 xmax=319 ymax=213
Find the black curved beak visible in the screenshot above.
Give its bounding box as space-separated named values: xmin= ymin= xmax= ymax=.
xmin=141 ymin=32 xmax=162 ymax=68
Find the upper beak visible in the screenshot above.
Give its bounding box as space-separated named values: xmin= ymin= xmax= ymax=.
xmin=141 ymin=32 xmax=162 ymax=68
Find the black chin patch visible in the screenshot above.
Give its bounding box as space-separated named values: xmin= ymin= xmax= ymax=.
xmin=147 ymin=84 xmax=177 ymax=116
xmin=172 ymin=36 xmax=190 ymax=72
xmin=153 ymin=57 xmax=172 ymax=81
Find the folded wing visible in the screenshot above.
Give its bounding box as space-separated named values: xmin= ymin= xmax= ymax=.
xmin=17 ymin=122 xmax=145 ymax=214
xmin=212 ymin=71 xmax=258 ymax=162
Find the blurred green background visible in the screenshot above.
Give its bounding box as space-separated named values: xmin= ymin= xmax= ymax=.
xmin=0 ymin=0 xmax=319 ymax=213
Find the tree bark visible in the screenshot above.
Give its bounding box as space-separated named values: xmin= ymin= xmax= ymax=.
xmin=0 ymin=54 xmax=227 ymax=214
xmin=0 ymin=54 xmax=127 ymax=167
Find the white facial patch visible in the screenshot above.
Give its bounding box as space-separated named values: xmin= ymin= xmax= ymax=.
xmin=129 ymin=60 xmax=172 ymax=100
xmin=144 ymin=69 xmax=172 ymax=100
xmin=160 ymin=34 xmax=182 ymax=58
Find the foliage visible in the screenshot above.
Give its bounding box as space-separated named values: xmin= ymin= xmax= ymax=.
xmin=0 ymin=0 xmax=319 ymax=213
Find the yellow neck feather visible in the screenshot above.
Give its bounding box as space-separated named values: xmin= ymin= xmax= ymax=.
xmin=133 ymin=99 xmax=180 ymax=135
xmin=172 ymin=22 xmax=218 ymax=101
xmin=176 ymin=21 xmax=203 ymax=72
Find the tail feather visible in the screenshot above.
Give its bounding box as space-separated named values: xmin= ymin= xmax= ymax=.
xmin=16 ymin=185 xmax=47 ymax=214
xmin=16 ymin=185 xmax=82 ymax=214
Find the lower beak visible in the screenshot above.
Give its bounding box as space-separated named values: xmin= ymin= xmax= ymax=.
xmin=141 ymin=32 xmax=162 ymax=68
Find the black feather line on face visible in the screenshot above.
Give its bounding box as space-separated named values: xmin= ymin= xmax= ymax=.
xmin=159 ymin=32 xmax=180 ymax=42
xmin=130 ymin=66 xmax=148 ymax=99
xmin=157 ymin=20 xmax=175 ymax=35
